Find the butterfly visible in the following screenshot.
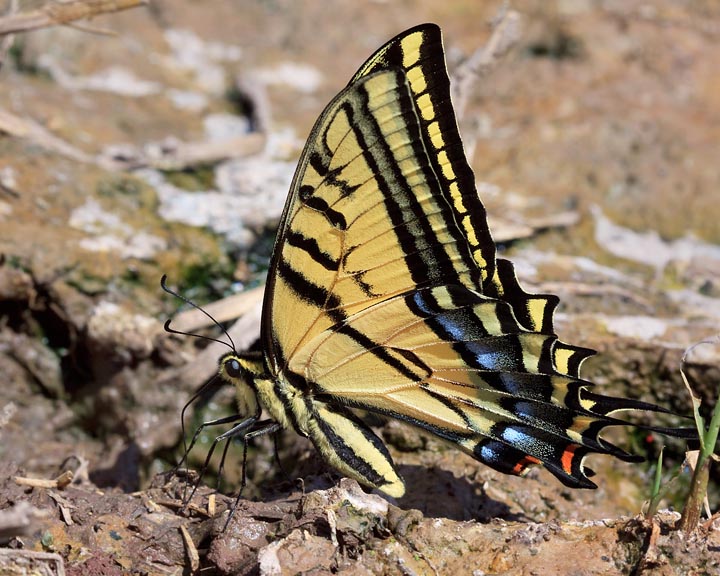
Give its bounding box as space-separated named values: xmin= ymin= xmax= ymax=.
xmin=188 ymin=23 xmax=688 ymax=500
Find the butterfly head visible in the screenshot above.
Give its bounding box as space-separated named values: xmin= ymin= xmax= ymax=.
xmin=218 ymin=351 xmax=271 ymax=418
xmin=220 ymin=354 xmax=247 ymax=380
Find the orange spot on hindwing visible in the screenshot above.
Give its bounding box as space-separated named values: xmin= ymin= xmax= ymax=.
xmin=561 ymin=445 xmax=579 ymax=475
xmin=512 ymin=454 xmax=541 ymax=475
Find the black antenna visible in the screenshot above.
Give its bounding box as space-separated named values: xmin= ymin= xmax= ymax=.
xmin=160 ymin=274 xmax=236 ymax=352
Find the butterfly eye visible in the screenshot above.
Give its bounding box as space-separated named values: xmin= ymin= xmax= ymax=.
xmin=224 ymin=358 xmax=242 ymax=379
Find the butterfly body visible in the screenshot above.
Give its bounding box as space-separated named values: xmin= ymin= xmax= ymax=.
xmin=215 ymin=23 xmax=687 ymax=499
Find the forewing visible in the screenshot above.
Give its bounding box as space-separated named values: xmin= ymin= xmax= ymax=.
xmin=264 ymin=67 xmax=484 ymax=374
xmin=352 ymin=24 xmax=588 ymax=360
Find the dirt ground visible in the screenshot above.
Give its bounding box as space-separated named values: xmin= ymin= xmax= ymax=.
xmin=1 ymin=1 xmax=719 ymax=574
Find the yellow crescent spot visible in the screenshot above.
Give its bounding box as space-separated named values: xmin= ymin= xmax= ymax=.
xmin=450 ymin=182 xmax=465 ymax=212
xmin=407 ymin=67 xmax=427 ymax=94
xmin=438 ymin=151 xmax=456 ymax=180
xmin=462 ymin=215 xmax=478 ymax=246
xmin=554 ymin=346 xmax=574 ymax=375
xmin=401 ymin=33 xmax=423 ymax=68
xmin=428 ymin=121 xmax=444 ymax=149
xmin=416 ymin=94 xmax=435 ymax=121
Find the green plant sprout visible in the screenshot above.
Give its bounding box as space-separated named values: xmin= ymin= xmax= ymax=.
xmin=678 ymin=338 xmax=720 ymax=532
xmin=644 ymin=447 xmax=665 ymax=520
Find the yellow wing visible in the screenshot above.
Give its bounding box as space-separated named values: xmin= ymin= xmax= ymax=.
xmin=220 ymin=24 xmax=689 ymax=498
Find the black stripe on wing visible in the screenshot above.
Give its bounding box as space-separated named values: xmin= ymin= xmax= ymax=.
xmin=350 ymin=74 xmax=476 ymax=291
xmin=351 ymin=24 xmax=496 ymax=286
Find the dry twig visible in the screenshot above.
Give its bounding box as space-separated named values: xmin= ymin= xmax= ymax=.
xmin=170 ymin=286 xmax=264 ymax=334
xmin=451 ymin=6 xmax=523 ymax=120
xmin=0 ymin=0 xmax=18 ymax=71
xmin=103 ymin=133 xmax=266 ymax=171
xmin=0 ymin=549 xmax=65 ymax=575
xmin=0 ymin=0 xmax=146 ymax=36
xmin=0 ymin=106 xmax=265 ymax=171
xmin=13 ymin=470 xmax=74 ymax=490
xmin=180 ymin=525 xmax=200 ymax=572
xmin=0 ymin=107 xmax=99 ymax=164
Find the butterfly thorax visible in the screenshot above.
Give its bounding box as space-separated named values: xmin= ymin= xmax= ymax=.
xmin=219 ymin=351 xmax=297 ymax=432
xmin=219 ymin=350 xmax=407 ymax=497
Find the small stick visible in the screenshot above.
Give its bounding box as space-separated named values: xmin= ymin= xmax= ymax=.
xmin=180 ymin=525 xmax=200 ymax=572
xmin=0 ymin=0 xmax=147 ymax=36
xmin=452 ymin=7 xmax=523 ymax=120
xmin=14 ymin=471 xmax=74 ymax=489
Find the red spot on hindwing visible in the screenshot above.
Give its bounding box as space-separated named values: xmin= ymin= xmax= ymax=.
xmin=512 ymin=454 xmax=541 ymax=475
xmin=561 ymin=445 xmax=579 ymax=475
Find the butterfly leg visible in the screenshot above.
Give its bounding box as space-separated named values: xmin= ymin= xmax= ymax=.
xmin=216 ymin=418 xmax=279 ymax=489
xmin=223 ymin=420 xmax=283 ymax=528
xmin=177 ymin=412 xmax=250 ymax=474
xmin=182 ymin=414 xmax=260 ymax=510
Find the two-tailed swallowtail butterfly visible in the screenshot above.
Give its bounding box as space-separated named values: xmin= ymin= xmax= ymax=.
xmin=179 ymin=24 xmax=689 ymax=501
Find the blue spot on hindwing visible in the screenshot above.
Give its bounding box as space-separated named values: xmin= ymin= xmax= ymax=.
xmin=465 ymin=341 xmax=512 ymax=370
